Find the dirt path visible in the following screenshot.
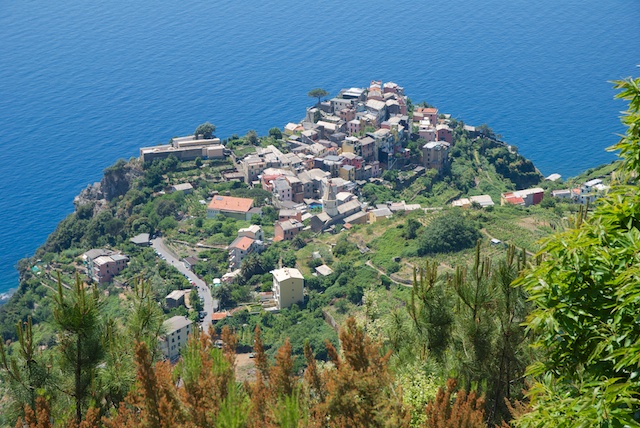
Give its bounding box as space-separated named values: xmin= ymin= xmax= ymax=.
xmin=365 ymin=260 xmax=412 ymax=288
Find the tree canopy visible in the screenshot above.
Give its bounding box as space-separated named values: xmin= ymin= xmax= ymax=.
xmin=417 ymin=210 xmax=480 ymax=255
xmin=194 ymin=121 xmax=216 ymax=139
xmin=308 ymin=88 xmax=329 ymax=104
xmin=515 ymin=76 xmax=640 ymax=427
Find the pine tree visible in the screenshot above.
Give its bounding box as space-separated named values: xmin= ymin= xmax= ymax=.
xmin=0 ymin=316 xmax=50 ymax=418
xmin=52 ymin=273 xmax=104 ymax=425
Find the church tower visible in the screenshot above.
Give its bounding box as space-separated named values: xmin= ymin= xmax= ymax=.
xmin=322 ymin=180 xmax=339 ymax=217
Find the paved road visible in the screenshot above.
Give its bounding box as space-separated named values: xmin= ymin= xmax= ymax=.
xmin=151 ymin=237 xmax=216 ymax=329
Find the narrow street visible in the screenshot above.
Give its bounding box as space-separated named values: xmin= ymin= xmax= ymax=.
xmin=151 ymin=237 xmax=217 ymax=329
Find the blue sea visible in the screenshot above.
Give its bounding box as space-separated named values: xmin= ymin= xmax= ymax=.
xmin=0 ymin=0 xmax=639 ymax=295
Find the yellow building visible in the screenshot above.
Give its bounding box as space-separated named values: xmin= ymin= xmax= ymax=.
xmin=272 ymin=268 xmax=304 ymax=310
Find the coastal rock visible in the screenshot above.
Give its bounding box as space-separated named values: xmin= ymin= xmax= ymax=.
xmin=73 ymin=159 xmax=143 ymax=216
xmin=102 ymin=159 xmax=143 ymax=201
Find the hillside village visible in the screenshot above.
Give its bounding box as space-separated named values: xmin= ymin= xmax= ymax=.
xmin=0 ymin=78 xmax=629 ymax=427
xmin=3 ymin=80 xmax=619 ymax=361
xmin=121 ymin=80 xmax=611 ymax=361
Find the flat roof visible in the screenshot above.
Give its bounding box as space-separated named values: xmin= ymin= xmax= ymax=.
xmin=315 ymin=264 xmax=334 ymax=276
xmin=272 ymin=267 xmax=304 ymax=282
xmin=172 ymin=183 xmax=193 ymax=191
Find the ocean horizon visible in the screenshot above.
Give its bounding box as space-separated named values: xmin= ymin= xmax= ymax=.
xmin=1 ymin=0 xmax=639 ymax=294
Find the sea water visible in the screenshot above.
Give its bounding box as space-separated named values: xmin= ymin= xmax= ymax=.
xmin=1 ymin=0 xmax=639 ymax=294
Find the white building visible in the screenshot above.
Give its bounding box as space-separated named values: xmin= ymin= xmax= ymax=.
xmin=162 ymin=316 xmax=193 ymax=361
xmin=579 ymin=179 xmax=609 ymax=205
xmin=237 ymin=225 xmax=264 ymax=242
xmin=272 ymin=268 xmax=304 ymax=310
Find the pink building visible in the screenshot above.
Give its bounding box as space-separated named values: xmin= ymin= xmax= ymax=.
xmin=274 ymin=220 xmax=304 ymax=242
xmin=91 ymin=254 xmax=129 ymax=284
xmin=341 ymin=153 xmax=364 ymax=169
xmin=347 ymin=119 xmax=361 ymax=136
xmin=419 ymin=124 xmax=436 ymax=142
xmin=436 ymin=124 xmax=453 ymax=143
xmin=416 ymin=107 xmax=438 ymax=127
xmin=261 ymin=173 xmax=283 ymax=191
xmin=279 ymin=209 xmax=302 ymax=222
xmin=339 ymin=108 xmax=356 ymax=122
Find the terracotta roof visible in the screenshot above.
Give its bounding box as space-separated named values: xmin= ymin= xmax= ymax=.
xmin=417 ymin=107 xmax=438 ymax=114
xmin=208 ymin=195 xmax=254 ymax=213
xmin=504 ymin=195 xmax=525 ymax=205
xmin=211 ymin=312 xmax=228 ymax=321
xmin=229 ymin=236 xmax=254 ymax=251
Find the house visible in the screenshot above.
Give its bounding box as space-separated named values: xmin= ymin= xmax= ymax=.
xmin=228 ymin=236 xmax=256 ymax=270
xmin=422 ymin=141 xmax=450 ymax=172
xmin=315 ymin=264 xmax=334 ymax=276
xmin=578 ymin=179 xmax=608 ymax=204
xmin=501 ymin=188 xmax=544 ymax=207
xmin=182 ymin=256 xmax=198 ymax=271
xmin=207 ymin=196 xmax=255 ymax=220
xmin=551 ymin=189 xmax=573 ymax=199
xmin=451 ymin=195 xmax=495 ymax=208
xmin=343 ymin=210 xmax=369 ymax=226
xmin=272 ymin=177 xmax=292 ymax=202
xmin=171 ymin=183 xmax=193 ymax=194
xmin=161 ymin=316 xmax=193 ymax=361
xmin=330 ymin=97 xmax=353 ymax=113
xmin=83 ymin=249 xmax=129 ymax=284
xmin=240 ymin=155 xmax=266 ymax=183
xmin=347 ymin=119 xmax=361 ymax=136
xmin=272 ymin=268 xmax=304 ymax=310
xmin=369 ymin=207 xmax=393 ymax=223
xmin=203 ymin=145 xmax=225 ymax=159
xmin=336 ymin=192 xmax=354 ymax=204
xmin=419 ymin=122 xmax=436 ymax=142
xmin=129 ymin=233 xmax=150 ymax=246
xmin=274 ymin=219 xmax=304 ymax=242
xmin=279 ymin=209 xmax=302 ymax=222
xmin=365 ymin=99 xmax=387 ymax=125
xmin=359 ymin=137 xmax=376 ymax=161
xmin=339 ymin=165 xmax=356 ymax=181
xmin=238 ymin=225 xmax=264 ymax=242
xmin=284 ymin=122 xmax=303 ymax=135
xmin=165 ymin=289 xmax=188 ymax=309
xmin=436 ymin=124 xmax=453 ymax=143
xmin=211 ymin=312 xmax=229 ymax=323
xmin=416 ymin=107 xmax=439 ymax=127
xmin=340 ymin=87 xmax=366 ymax=100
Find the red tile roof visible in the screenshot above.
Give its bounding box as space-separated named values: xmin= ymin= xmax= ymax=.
xmin=208 ymin=195 xmax=253 ymax=213
xmin=504 ymin=195 xmax=525 ymax=205
xmin=211 ymin=312 xmax=228 ymax=321
xmin=230 ymin=236 xmax=254 ymax=251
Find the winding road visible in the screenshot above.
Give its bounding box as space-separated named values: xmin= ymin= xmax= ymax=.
xmin=151 ymin=237 xmax=217 ymax=329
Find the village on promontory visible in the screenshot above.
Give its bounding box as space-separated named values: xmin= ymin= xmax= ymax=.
xmin=0 ymin=79 xmax=624 ymax=427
